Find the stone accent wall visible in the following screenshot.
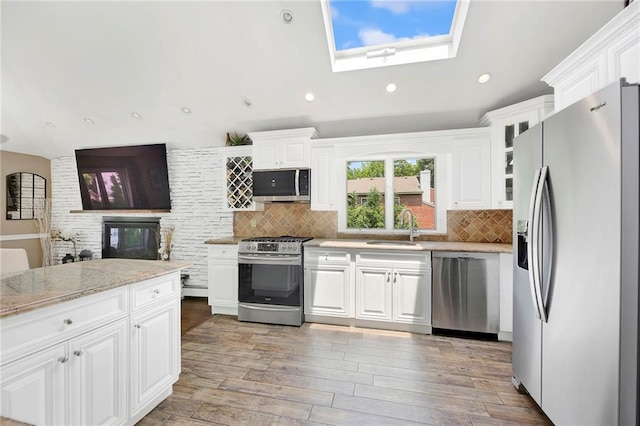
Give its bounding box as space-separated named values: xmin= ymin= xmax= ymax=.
xmin=50 ymin=148 xmax=234 ymax=288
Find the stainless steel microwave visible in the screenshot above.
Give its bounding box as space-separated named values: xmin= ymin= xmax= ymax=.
xmin=252 ymin=169 xmax=310 ymax=202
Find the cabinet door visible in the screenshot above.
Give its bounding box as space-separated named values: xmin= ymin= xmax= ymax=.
xmin=69 ymin=320 xmax=128 ymax=426
xmin=310 ymin=146 xmax=336 ymax=211
xmin=0 ymin=344 xmax=67 ymax=425
xmin=280 ymin=139 xmax=309 ymax=168
xmin=304 ymin=263 xmax=351 ymax=317
xmin=253 ymin=140 xmax=279 ymax=169
xmin=453 ymin=139 xmax=491 ymax=209
xmin=208 ymin=261 xmax=239 ymax=315
xmin=392 ymin=267 xmax=431 ymax=325
xmin=130 ymin=300 xmax=180 ymax=418
xmin=355 ymin=265 xmax=392 ymax=321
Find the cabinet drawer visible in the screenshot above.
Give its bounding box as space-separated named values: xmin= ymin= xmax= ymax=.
xmin=0 ymin=287 xmax=128 ymax=363
xmin=357 ymin=251 xmax=431 ymax=268
xmin=305 ymin=249 xmax=350 ymax=263
xmin=208 ymin=245 xmax=238 ymax=260
xmin=130 ymin=274 xmax=180 ymax=312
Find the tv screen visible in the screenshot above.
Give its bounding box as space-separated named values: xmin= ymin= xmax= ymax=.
xmin=75 ymin=143 xmax=171 ymax=210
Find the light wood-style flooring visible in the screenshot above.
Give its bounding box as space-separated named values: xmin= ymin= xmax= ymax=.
xmin=141 ymin=299 xmax=551 ymax=425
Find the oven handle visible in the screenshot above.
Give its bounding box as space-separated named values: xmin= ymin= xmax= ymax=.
xmin=237 ymin=254 xmax=301 ymax=266
xmin=238 ymin=303 xmax=300 ymax=313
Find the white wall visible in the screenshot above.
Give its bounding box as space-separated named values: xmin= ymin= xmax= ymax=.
xmin=50 ymin=147 xmax=234 ymax=289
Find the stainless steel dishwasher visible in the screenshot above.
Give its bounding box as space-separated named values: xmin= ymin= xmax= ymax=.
xmin=432 ymin=252 xmax=500 ymax=335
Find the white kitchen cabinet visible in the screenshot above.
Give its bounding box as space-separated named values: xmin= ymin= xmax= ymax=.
xmin=392 ymin=266 xmax=431 ymax=325
xmin=208 ymin=244 xmax=239 ymax=315
xmin=452 ymin=138 xmax=491 ymax=209
xmin=543 ymin=1 xmax=639 ymax=111
xmin=0 ymin=272 xmax=182 ymax=426
xmin=479 ymin=96 xmax=554 ymax=209
xmin=248 ymin=127 xmax=318 ymax=170
xmin=0 ymin=344 xmax=67 ymax=425
xmin=499 ymin=253 xmax=514 ymax=341
xmin=355 ymin=251 xmax=431 ymax=328
xmin=130 ymin=298 xmax=180 ymax=420
xmin=355 ymin=265 xmax=393 ymax=321
xmin=310 ymin=145 xmax=336 ymax=211
xmin=304 ymin=248 xmax=352 ymax=318
xmin=69 ymin=319 xmax=128 ymax=426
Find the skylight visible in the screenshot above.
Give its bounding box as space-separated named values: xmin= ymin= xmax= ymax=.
xmin=321 ymin=0 xmax=469 ymax=72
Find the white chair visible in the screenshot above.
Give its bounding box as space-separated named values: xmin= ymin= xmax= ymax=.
xmin=0 ymin=248 xmax=30 ymax=275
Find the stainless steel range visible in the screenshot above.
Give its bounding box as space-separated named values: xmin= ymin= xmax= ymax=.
xmin=237 ymin=236 xmax=312 ymax=326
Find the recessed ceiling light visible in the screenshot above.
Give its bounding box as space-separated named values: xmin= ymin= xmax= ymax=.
xmin=242 ymin=98 xmax=252 ymax=107
xmin=386 ymin=83 xmax=397 ymax=93
xmin=182 ymin=107 xmax=191 ymax=114
xmin=131 ymin=112 xmax=141 ymax=119
xmin=304 ymin=92 xmax=315 ymax=102
xmin=83 ymin=117 xmax=95 ymax=125
xmin=45 ymin=122 xmax=56 ymax=128
xmin=281 ymin=9 xmax=294 ymax=23
xmin=478 ymin=73 xmax=491 ymax=84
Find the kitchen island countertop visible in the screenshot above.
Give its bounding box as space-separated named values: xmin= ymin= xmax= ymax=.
xmin=0 ymin=259 xmax=191 ymax=318
xmin=304 ymin=239 xmax=512 ymax=253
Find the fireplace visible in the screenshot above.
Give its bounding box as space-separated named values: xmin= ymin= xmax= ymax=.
xmin=102 ymin=216 xmax=160 ymax=260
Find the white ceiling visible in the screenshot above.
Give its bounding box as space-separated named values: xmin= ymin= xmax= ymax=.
xmin=0 ymin=0 xmax=623 ymax=159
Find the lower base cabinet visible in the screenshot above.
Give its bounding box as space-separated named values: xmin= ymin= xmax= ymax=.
xmin=0 ymin=272 xmax=181 ymax=425
xmin=304 ymin=248 xmax=431 ymax=333
xmin=208 ymin=244 xmax=239 ymax=315
xmin=130 ymin=298 xmax=180 ymax=420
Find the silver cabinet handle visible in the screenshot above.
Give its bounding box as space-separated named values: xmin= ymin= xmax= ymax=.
xmin=58 ymin=356 xmax=69 ymax=363
xmin=74 ymin=350 xmax=84 ymax=357
xmin=393 ymin=272 xmax=397 ymax=283
xmin=385 ymin=272 xmax=390 ymax=283
xmin=134 ymin=324 xmax=141 ymax=329
xmin=153 ymin=289 xmax=160 ymax=294
xmin=63 ymin=318 xmax=73 ymax=325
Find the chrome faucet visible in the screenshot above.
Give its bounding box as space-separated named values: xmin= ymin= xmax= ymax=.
xmin=399 ymin=209 xmax=416 ymax=242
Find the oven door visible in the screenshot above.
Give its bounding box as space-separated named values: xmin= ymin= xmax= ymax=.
xmin=238 ymin=254 xmax=303 ymax=307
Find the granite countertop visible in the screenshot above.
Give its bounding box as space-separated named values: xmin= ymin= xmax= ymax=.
xmin=304 ymin=239 xmax=512 ymax=253
xmin=204 ymin=237 xmax=244 ymax=245
xmin=0 ymin=259 xmax=191 ymax=319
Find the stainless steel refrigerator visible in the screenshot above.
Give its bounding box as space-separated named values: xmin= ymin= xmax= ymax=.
xmin=512 ymin=79 xmax=639 ymax=426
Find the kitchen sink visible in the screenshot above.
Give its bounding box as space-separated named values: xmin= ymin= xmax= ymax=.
xmin=365 ymin=240 xmax=420 ymax=246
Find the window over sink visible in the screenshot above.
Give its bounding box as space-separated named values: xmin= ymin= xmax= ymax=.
xmin=345 ymin=156 xmax=439 ymax=234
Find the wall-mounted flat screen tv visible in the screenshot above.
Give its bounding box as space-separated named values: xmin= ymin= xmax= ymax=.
xmin=75 ymin=143 xmax=171 ymax=211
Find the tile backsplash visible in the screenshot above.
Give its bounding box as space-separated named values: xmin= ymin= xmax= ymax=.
xmin=234 ymin=204 xmax=338 ymax=238
xmin=234 ymin=204 xmax=512 ymax=244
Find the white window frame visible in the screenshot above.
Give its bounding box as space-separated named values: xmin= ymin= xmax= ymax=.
xmin=339 ymin=154 xmax=449 ymax=235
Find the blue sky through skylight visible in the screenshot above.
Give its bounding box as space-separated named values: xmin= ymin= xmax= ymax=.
xmin=329 ymin=0 xmax=458 ymax=51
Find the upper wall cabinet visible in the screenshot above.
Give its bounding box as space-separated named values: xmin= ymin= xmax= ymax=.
xmin=479 ymin=96 xmax=554 ymax=209
xmin=310 ymin=145 xmax=336 ymax=211
xmin=248 ymin=127 xmax=318 ymax=170
xmin=6 ymin=172 xmax=46 ymax=220
xmin=542 ymin=2 xmax=639 ymax=112
xmin=452 ymin=137 xmax=492 ymax=210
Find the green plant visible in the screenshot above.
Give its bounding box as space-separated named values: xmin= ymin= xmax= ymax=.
xmin=227 ymin=132 xmax=252 ymax=146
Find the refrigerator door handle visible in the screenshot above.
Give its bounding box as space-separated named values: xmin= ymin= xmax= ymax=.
xmin=527 ymin=167 xmax=544 ymax=319
xmin=532 ymin=166 xmax=549 ymax=323
xmin=540 ymin=169 xmax=553 ymax=320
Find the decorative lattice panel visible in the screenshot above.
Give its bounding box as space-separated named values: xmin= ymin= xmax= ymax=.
xmin=226 ymin=156 xmax=253 ymax=209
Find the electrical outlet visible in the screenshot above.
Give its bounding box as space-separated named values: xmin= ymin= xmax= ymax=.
xmin=250 ymin=219 xmax=257 ymax=228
